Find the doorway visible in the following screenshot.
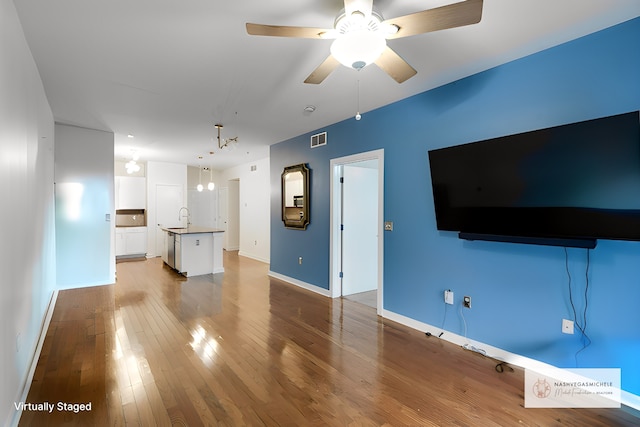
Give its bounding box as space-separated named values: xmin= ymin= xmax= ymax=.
xmin=219 ymin=179 xmax=240 ymax=251
xmin=330 ymin=150 xmax=384 ymax=314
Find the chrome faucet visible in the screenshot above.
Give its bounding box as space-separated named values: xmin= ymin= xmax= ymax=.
xmin=178 ymin=207 xmax=191 ymax=227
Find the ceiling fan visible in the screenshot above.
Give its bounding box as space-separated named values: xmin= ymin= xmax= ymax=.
xmin=246 ymin=0 xmax=483 ymax=84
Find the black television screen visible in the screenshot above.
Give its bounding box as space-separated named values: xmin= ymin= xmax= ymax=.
xmin=428 ymin=111 xmax=640 ymax=247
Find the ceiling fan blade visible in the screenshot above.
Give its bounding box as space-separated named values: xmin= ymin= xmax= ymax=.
xmin=246 ymin=23 xmax=331 ymax=39
xmin=384 ymin=0 xmax=483 ymax=40
xmin=304 ymin=55 xmax=340 ymax=84
xmin=344 ymin=0 xmax=373 ymax=17
xmin=374 ymin=46 xmax=417 ymax=83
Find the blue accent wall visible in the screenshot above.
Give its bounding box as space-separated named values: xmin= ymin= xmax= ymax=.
xmin=270 ymin=18 xmax=640 ymax=395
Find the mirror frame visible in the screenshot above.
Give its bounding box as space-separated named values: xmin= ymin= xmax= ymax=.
xmin=281 ymin=163 xmax=310 ymax=230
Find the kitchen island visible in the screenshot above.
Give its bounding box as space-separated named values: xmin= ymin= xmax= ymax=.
xmin=161 ymin=226 xmax=224 ymax=277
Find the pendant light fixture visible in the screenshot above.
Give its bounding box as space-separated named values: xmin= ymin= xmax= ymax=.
xmin=125 ymin=150 xmax=141 ymax=174
xmin=207 ymin=167 xmax=215 ymax=191
xmin=215 ymin=124 xmax=238 ymax=150
xmin=197 ymin=156 xmax=204 ymax=192
xmin=205 ymin=151 xmax=215 ymax=191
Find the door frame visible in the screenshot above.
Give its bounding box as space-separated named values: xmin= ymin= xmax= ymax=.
xmin=329 ymin=149 xmax=384 ymax=314
xmin=219 ymin=186 xmax=229 ymax=248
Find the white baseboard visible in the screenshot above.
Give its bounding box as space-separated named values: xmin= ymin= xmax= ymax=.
xmin=381 ymin=308 xmax=640 ymax=412
xmin=57 ymin=279 xmax=115 ymax=291
xmin=622 ymin=391 xmax=640 ymax=414
xmin=9 ymin=289 xmax=59 ymax=427
xmin=238 ymin=251 xmax=269 ymax=264
xmin=267 ymin=271 xmax=332 ymax=297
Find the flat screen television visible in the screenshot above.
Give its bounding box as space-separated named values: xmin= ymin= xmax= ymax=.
xmin=428 ymin=111 xmax=640 ymax=248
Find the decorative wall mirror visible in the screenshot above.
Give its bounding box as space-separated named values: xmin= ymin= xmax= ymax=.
xmin=282 ymin=164 xmax=310 ymax=229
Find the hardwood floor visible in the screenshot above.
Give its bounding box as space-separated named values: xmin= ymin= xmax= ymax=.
xmin=344 ymin=290 xmax=377 ymax=309
xmin=20 ymin=252 xmax=638 ymax=426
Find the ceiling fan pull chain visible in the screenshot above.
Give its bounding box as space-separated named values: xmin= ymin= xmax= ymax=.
xmin=355 ymin=79 xmax=362 ymax=121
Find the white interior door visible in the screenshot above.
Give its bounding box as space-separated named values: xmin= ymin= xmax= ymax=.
xmin=342 ymin=161 xmax=378 ymax=296
xmin=155 ymin=184 xmax=183 ymax=255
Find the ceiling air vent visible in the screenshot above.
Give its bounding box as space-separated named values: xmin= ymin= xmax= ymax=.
xmin=310 ymin=132 xmax=327 ymax=148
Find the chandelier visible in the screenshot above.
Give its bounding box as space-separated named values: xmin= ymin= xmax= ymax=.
xmin=215 ymin=124 xmax=238 ymax=150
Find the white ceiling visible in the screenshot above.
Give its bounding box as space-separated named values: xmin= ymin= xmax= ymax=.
xmin=14 ymin=0 xmax=640 ymax=170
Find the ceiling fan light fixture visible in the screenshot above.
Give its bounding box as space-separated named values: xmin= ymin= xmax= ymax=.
xmin=330 ymin=9 xmax=387 ymax=70
xmin=319 ymin=30 xmax=338 ymax=39
xmin=382 ymin=23 xmax=399 ymax=36
xmin=247 ymin=0 xmax=483 ymax=84
xmin=330 ymin=30 xmax=386 ymax=70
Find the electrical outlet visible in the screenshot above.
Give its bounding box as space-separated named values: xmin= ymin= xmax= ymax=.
xmin=463 ymin=296 xmax=471 ymax=308
xmin=444 ymin=290 xmax=454 ymax=305
xmin=562 ymin=319 xmax=574 ymax=334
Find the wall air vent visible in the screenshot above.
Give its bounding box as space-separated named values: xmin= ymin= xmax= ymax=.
xmin=310 ymin=132 xmax=327 ymax=148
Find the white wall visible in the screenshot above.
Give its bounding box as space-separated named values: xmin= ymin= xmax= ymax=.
xmin=55 ymin=124 xmax=115 ymax=288
xmin=146 ymin=161 xmax=187 ymax=257
xmin=0 ymin=0 xmax=56 ymax=424
xmin=222 ymin=157 xmax=270 ymax=263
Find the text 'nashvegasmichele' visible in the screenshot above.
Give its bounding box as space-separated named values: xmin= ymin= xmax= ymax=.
xmin=554 ymin=382 xmax=614 ymax=388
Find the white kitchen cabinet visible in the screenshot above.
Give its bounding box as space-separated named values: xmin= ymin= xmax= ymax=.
xmin=161 ymin=227 xmax=224 ymax=276
xmin=126 ymin=229 xmax=147 ymax=254
xmin=178 ymin=233 xmax=212 ymax=277
xmin=116 ymin=176 xmax=146 ymax=209
xmin=115 ymin=229 xmax=126 ymax=256
xmin=115 ymin=227 xmax=147 ymax=257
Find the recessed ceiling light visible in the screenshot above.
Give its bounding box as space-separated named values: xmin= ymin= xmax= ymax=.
xmin=127 ymin=134 xmax=134 ymax=138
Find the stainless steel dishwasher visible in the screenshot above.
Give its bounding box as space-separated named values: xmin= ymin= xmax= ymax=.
xmin=166 ymin=232 xmax=176 ymax=268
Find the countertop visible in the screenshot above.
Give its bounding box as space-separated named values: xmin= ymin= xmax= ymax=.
xmin=161 ymin=226 xmax=224 ymax=235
